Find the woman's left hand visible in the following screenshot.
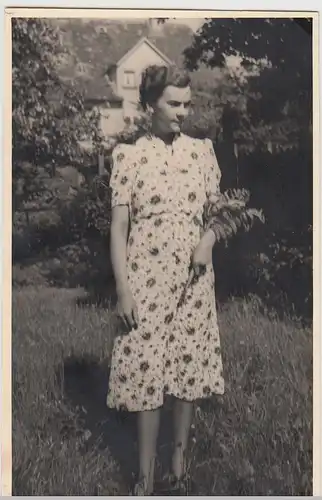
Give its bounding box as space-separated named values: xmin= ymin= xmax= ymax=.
xmin=191 ymin=231 xmax=215 ymax=276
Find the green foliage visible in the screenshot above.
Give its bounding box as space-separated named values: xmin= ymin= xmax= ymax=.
xmin=59 ymin=174 xmax=112 ymax=242
xmin=182 ymin=67 xmax=248 ymax=140
xmin=184 ymin=18 xmax=312 ymax=152
xmin=12 ymin=18 xmax=100 ymax=210
xmin=203 ymin=188 xmax=265 ymax=243
xmin=185 ymin=18 xmax=311 ymax=71
xmin=246 ymin=228 xmax=312 ymax=316
xmin=12 ymin=162 xmax=48 ymax=213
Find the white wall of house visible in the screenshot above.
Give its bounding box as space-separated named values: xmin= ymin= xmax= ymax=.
xmin=100 ymin=107 xmax=125 ymax=136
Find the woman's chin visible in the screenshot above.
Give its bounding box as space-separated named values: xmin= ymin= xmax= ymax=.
xmin=171 ymin=123 xmax=181 ymax=133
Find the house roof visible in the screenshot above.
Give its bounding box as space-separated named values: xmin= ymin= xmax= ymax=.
xmin=74 ymin=78 xmax=123 ymax=103
xmin=116 ymin=37 xmax=173 ymax=68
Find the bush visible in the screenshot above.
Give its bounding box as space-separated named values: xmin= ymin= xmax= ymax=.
xmin=12 ymin=18 xmax=101 ymax=217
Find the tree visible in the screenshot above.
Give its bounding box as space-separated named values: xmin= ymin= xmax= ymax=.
xmin=184 ymin=18 xmax=312 ymax=153
xmin=181 ymin=65 xmax=248 ymax=141
xmin=12 ymin=18 xmax=99 ymax=211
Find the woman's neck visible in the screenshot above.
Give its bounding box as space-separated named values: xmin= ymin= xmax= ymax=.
xmin=150 ymin=124 xmax=179 ymax=145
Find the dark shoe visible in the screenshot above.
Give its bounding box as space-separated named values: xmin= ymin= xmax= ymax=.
xmin=130 ymin=476 xmax=153 ymax=496
xmin=170 ymin=474 xmax=190 ymax=496
xmin=161 ymin=472 xmax=195 ymax=496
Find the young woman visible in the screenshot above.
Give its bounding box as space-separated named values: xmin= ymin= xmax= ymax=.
xmin=106 ymin=64 xmax=224 ymax=495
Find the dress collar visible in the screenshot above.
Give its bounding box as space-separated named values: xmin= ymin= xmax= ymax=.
xmin=145 ymin=131 xmax=183 ymax=147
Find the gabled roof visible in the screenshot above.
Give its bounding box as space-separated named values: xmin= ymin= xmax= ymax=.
xmin=116 ymin=37 xmax=173 ymax=67
xmin=75 ymin=78 xmax=123 ymax=103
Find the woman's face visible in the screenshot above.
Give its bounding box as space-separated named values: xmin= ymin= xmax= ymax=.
xmin=151 ymin=84 xmax=192 ymax=135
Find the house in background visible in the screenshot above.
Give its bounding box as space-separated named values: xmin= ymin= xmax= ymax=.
xmin=106 ymin=37 xmax=172 ymax=108
xmin=56 ymin=18 xmax=193 ymax=139
xmin=91 ymin=36 xmax=173 ymax=137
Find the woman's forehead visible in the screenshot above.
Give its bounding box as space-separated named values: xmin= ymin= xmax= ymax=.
xmin=162 ymin=85 xmax=192 ymax=102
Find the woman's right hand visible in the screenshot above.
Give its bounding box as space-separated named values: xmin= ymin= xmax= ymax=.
xmin=116 ymin=287 xmax=139 ymax=331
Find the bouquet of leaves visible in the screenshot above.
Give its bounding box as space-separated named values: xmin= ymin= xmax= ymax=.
xmin=203 ymin=188 xmax=265 ymax=242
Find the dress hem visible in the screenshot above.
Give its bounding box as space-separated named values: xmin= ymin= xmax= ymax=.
xmin=106 ymin=386 xmax=225 ymax=413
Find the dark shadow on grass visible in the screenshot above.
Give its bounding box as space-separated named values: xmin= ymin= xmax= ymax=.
xmin=62 ymin=354 xmax=174 ymax=492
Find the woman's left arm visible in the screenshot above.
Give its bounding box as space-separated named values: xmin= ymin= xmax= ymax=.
xmin=191 ymin=139 xmax=222 ymax=271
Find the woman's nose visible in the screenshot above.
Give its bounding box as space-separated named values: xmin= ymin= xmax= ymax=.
xmin=177 ymin=106 xmax=188 ymax=119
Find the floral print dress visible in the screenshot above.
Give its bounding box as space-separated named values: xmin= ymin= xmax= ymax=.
xmin=106 ymin=132 xmax=224 ymax=412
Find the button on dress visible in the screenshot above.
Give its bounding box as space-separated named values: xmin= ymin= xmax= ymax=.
xmin=106 ymin=132 xmax=224 ymax=412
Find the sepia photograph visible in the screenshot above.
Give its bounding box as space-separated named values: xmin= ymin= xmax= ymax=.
xmin=8 ymin=9 xmax=315 ymax=496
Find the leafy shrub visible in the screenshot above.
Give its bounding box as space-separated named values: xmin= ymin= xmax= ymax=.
xmin=247 ymin=229 xmax=312 ymax=318
xmin=12 ymin=18 xmax=100 ymax=216
xmin=58 ymin=173 xmax=112 ymax=242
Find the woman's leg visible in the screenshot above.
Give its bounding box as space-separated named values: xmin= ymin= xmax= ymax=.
xmin=137 ymin=408 xmax=161 ymax=494
xmin=172 ymin=398 xmax=194 ymax=478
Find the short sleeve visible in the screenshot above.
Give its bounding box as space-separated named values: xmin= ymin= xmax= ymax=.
xmin=109 ymin=144 xmax=135 ymax=208
xmin=204 ymin=138 xmax=222 ymax=202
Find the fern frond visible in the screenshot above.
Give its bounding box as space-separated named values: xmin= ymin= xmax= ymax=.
xmin=203 ymin=188 xmax=265 ymax=243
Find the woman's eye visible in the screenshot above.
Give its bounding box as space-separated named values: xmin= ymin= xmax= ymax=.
xmin=168 ymin=101 xmax=191 ymax=108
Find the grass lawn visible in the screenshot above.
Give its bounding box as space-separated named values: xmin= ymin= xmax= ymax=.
xmin=12 ymin=286 xmax=312 ymax=495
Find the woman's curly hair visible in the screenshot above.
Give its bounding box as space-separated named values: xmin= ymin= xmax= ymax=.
xmin=139 ymin=64 xmax=191 ymax=111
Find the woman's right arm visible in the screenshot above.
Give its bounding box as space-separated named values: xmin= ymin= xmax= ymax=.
xmin=110 ymin=205 xmax=139 ymax=330
xmin=110 ymin=205 xmax=130 ymax=295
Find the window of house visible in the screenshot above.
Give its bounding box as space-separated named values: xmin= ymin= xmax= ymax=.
xmin=99 ymin=26 xmax=108 ymax=34
xmin=95 ymin=25 xmax=108 ymax=34
xmin=56 ymin=53 xmax=70 ymax=67
xmin=123 ymin=70 xmax=136 ymax=88
xmin=76 ymin=62 xmax=87 ymax=75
